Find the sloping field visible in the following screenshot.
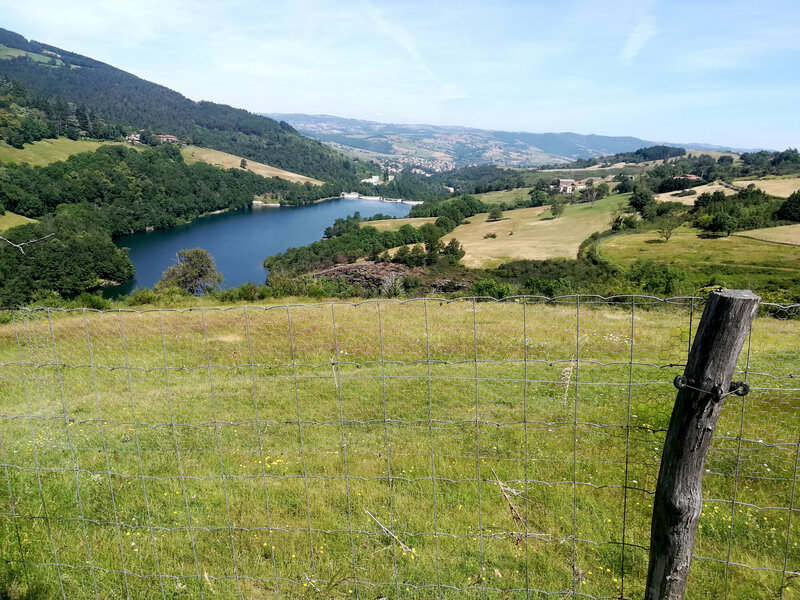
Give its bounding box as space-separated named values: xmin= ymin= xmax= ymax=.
xmin=0 ymin=138 xmax=119 ymax=166
xmin=0 ymin=300 xmax=797 ymax=599
xmin=442 ymin=194 xmax=628 ymax=268
xmin=474 ymin=188 xmax=534 ymax=205
xmin=0 ymin=43 xmax=63 ymax=66
xmin=737 ymin=224 xmax=800 ymax=246
xmin=655 ymin=182 xmax=735 ymax=205
xmin=0 ymin=211 xmax=36 ymax=231
xmin=600 ymin=228 xmax=800 ymax=291
xmin=363 ymin=216 xmax=436 ymax=231
xmin=182 ymin=147 xmax=324 ymax=185
xmin=734 ymin=176 xmax=800 ymax=198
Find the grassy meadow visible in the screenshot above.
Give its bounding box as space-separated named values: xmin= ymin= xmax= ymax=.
xmin=473 ymin=188 xmax=534 ymax=205
xmin=181 ymin=147 xmax=324 ymax=185
xmin=738 ymin=224 xmax=800 ymax=246
xmin=655 ymin=182 xmax=735 ymax=205
xmin=1 ymin=299 xmax=798 ymax=599
xmin=599 ymin=228 xmax=800 ymax=292
xmin=364 ymin=217 xmax=436 ymax=232
xmin=0 ymin=211 xmax=37 ymax=232
xmin=0 ymin=139 xmax=122 ymax=167
xmin=441 ymin=194 xmax=629 ymax=268
xmin=734 ymin=176 xmax=800 ymax=198
xmin=0 ymin=44 xmax=63 ymax=66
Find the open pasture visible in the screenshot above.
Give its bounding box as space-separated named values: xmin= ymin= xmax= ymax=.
xmin=1 ymin=298 xmax=798 ymax=599
xmin=441 ymin=194 xmax=628 ymax=268
xmin=599 ymin=228 xmax=800 ymax=292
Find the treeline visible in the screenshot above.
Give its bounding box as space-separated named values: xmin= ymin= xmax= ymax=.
xmin=0 ymin=144 xmax=348 ymax=234
xmin=0 ymin=76 xmax=123 ymax=147
xmin=430 ymin=165 xmax=526 ymax=194
xmin=693 ymin=186 xmax=799 ymax=234
xmin=0 ymin=28 xmax=366 ymax=182
xmin=264 ymin=223 xmax=436 ymax=274
xmin=618 ymin=179 xmax=799 ymax=239
xmin=264 ymin=196 xmax=485 ymax=275
xmin=571 ymin=145 xmax=687 ymax=168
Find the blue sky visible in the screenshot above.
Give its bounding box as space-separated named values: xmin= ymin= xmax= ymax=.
xmin=1 ymin=0 xmax=799 ymax=149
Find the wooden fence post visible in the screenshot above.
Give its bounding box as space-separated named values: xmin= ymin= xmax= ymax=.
xmin=644 ymin=289 xmax=760 ymax=600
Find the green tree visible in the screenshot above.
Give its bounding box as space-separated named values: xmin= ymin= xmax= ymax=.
xmin=442 ymin=238 xmax=465 ymax=262
xmin=777 ymin=191 xmax=800 ymax=222
xmin=595 ymin=182 xmax=610 ymax=199
xmin=629 ymin=186 xmax=654 ymax=214
xmin=708 ymin=212 xmax=737 ymax=236
xmin=240 ymin=158 xmax=247 ymax=169
xmin=488 ymin=205 xmax=504 ymax=221
xmin=156 ymin=248 xmax=223 ymax=294
xmin=550 ymin=197 xmax=566 ymax=218
xmin=658 ymin=218 xmax=680 ymax=242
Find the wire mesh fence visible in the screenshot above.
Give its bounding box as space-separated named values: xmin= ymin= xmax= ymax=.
xmin=0 ymin=295 xmax=798 ymax=599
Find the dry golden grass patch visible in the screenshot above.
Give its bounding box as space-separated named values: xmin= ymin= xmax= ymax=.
xmin=736 ymin=224 xmax=800 ymax=246
xmin=655 ymin=182 xmax=735 ymax=205
xmin=734 ymin=177 xmax=800 ymax=198
xmin=685 ymin=150 xmax=738 ymax=160
xmin=441 ymin=194 xmax=627 ymax=268
xmin=181 ymin=146 xmax=323 ymax=185
xmin=362 ymin=216 xmax=436 ymax=231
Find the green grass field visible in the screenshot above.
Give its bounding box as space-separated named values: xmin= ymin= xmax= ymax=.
xmin=441 ymin=194 xmax=628 ymax=268
xmin=0 ymin=139 xmax=121 ymax=167
xmin=0 ymin=211 xmax=36 ymax=232
xmin=0 ymin=44 xmax=63 ymax=66
xmin=1 ymin=299 xmax=797 ymax=599
xmin=473 ymin=188 xmax=534 ymax=205
xmin=599 ymin=228 xmax=800 ymax=292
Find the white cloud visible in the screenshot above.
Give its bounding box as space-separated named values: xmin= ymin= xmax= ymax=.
xmin=620 ymin=15 xmax=657 ymax=61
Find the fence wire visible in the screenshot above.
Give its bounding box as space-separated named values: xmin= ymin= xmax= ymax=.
xmin=0 ymin=296 xmax=798 ymax=599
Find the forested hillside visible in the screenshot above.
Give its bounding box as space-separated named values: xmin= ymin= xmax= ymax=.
xmin=0 ymin=28 xmax=364 ymax=182
xmin=0 ymin=76 xmax=122 ymax=147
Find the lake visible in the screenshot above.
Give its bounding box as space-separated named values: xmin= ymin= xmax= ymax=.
xmin=105 ymin=197 xmax=411 ymax=296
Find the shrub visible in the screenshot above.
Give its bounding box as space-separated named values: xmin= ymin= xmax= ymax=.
xmin=627 ymin=259 xmax=689 ymax=295
xmin=74 ymin=292 xmax=111 ymax=310
xmin=472 ymin=278 xmax=514 ymax=299
xmin=126 ymin=287 xmax=158 ymax=305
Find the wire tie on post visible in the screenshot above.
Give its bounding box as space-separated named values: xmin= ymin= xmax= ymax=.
xmin=673 ymin=375 xmax=750 ymax=399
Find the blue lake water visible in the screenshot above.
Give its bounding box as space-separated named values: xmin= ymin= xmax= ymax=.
xmin=106 ymin=198 xmax=411 ymax=296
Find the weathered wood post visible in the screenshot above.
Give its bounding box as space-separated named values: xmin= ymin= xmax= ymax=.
xmin=644 ymin=289 xmax=760 ymax=600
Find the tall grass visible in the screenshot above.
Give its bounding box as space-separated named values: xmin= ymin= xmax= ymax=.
xmin=0 ymin=298 xmax=798 ymax=599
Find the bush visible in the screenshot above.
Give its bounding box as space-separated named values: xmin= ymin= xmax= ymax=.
xmin=523 ymin=277 xmax=574 ymax=297
xmin=488 ymin=206 xmax=504 ymax=221
xmin=484 ymin=233 xmax=497 ymax=239
xmin=126 ymin=287 xmax=158 ymax=305
xmin=472 ymin=278 xmax=514 ymax=299
xmin=627 ymin=259 xmax=688 ymax=295
xmin=74 ymin=292 xmax=111 ymax=310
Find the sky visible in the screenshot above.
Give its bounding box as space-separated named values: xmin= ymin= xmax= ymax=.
xmin=1 ymin=0 xmax=799 ymax=149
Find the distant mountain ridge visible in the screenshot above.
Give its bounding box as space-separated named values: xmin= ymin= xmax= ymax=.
xmin=269 ymin=113 xmax=750 ymax=168
xmin=0 ymin=28 xmax=360 ymax=182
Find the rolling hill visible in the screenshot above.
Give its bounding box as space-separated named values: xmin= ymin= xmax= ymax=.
xmin=269 ymin=113 xmax=747 ymax=169
xmin=0 ymin=28 xmax=362 ymax=182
